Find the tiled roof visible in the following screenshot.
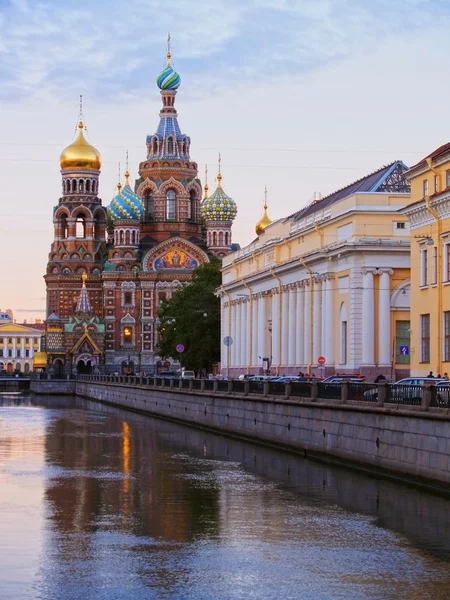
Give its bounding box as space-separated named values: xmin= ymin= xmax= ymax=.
xmin=408 ymin=142 xmax=450 ymax=171
xmin=287 ymin=161 xmax=410 ymax=223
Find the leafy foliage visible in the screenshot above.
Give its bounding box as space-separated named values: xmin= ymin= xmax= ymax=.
xmin=157 ymin=258 xmax=222 ymax=373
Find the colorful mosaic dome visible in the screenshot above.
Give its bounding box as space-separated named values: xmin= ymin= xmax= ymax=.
xmin=108 ymin=175 xmax=144 ymax=221
xmin=156 ymin=53 xmax=181 ymax=90
xmin=201 ymin=183 xmax=237 ymax=222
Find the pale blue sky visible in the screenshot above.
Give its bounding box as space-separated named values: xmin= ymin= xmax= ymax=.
xmin=1 ymin=0 xmax=450 ymax=319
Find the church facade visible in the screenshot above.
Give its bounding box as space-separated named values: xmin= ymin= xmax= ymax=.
xmin=44 ymin=46 xmax=238 ymax=375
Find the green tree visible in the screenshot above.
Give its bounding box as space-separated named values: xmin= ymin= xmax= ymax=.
xmin=157 ymin=258 xmax=222 ymax=374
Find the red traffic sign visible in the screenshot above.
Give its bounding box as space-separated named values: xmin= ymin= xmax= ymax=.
xmin=317 ymin=356 xmax=326 ymax=365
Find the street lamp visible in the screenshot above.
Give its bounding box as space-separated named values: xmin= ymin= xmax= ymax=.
xmin=152 ymin=318 xmax=160 ymax=375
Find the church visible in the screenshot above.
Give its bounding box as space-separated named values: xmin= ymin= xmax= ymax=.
xmin=44 ymin=44 xmax=238 ymax=376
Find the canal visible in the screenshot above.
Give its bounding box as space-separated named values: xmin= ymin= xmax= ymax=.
xmin=1 ymin=395 xmax=450 ymax=600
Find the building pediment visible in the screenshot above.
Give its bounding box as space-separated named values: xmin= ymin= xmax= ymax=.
xmin=0 ymin=323 xmax=43 ymax=335
xmin=142 ymin=237 xmax=209 ymax=272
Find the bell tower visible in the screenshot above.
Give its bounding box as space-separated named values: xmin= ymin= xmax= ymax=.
xmin=45 ymin=98 xmax=107 ymax=319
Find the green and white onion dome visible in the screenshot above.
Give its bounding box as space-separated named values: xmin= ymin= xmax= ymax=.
xmin=108 ymin=175 xmax=144 ymax=221
xmin=201 ymin=183 xmax=237 ymax=222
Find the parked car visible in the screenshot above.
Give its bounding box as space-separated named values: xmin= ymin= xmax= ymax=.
xmin=158 ymin=371 xmax=179 ymax=379
xmin=363 ymin=377 xmax=446 ymax=402
xmin=181 ymin=370 xmax=195 ymax=380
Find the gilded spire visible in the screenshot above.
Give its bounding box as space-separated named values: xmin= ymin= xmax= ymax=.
xmin=124 ymin=150 xmax=130 ymax=186
xmin=76 ymin=272 xmax=92 ymax=313
xmin=166 ymin=32 xmax=172 ymax=66
xmin=217 ymin=153 xmax=223 ymax=188
xmin=78 ymin=94 xmax=84 ymax=129
xmin=117 ymin=162 xmax=122 ymax=193
xmin=204 ymin=164 xmax=209 ymax=198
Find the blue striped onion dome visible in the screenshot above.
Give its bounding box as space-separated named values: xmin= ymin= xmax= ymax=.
xmin=156 ymin=63 xmax=181 ymax=90
xmin=201 ymin=186 xmax=237 ymax=222
xmin=108 ymin=181 xmax=144 ymax=221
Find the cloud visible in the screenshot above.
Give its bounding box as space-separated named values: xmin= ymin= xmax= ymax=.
xmin=1 ymin=0 xmax=449 ymax=103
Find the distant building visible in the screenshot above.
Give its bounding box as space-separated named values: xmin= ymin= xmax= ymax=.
xmin=220 ymin=162 xmax=412 ymax=380
xmin=403 ymin=143 xmax=450 ymax=376
xmin=0 ymin=316 xmax=44 ymax=375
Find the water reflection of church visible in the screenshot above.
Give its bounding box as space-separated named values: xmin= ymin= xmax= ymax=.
xmin=44 ymin=43 xmax=239 ymax=375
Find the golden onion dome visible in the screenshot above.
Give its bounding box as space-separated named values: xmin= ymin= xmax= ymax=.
xmin=60 ymin=121 xmax=102 ymax=171
xmin=255 ymin=190 xmax=272 ymax=235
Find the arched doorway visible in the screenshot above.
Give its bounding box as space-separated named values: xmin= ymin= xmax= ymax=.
xmin=7 ymin=362 xmax=13 ymax=375
xmin=121 ymin=360 xmax=134 ymax=375
xmin=53 ymin=359 xmax=64 ymax=378
xmin=77 ymin=359 xmax=93 ymax=375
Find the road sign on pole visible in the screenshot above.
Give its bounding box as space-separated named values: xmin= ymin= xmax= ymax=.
xmin=318 ymin=356 xmax=326 ymax=365
xmin=176 ymin=344 xmax=185 ymax=353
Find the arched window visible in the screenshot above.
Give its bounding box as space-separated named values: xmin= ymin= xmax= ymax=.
xmin=76 ymin=216 xmax=86 ymax=239
xmin=72 ymin=180 xmax=77 ymax=192
xmin=167 ymin=137 xmax=174 ymax=154
xmin=166 ymin=190 xmax=176 ymax=220
xmin=79 ymin=180 xmax=84 ymax=193
xmin=120 ymin=230 xmax=124 ymax=245
xmin=219 ymin=231 xmax=224 ymax=246
xmin=183 ymin=139 xmax=187 ymax=155
xmin=61 ymin=214 xmax=68 ymax=238
xmin=86 ymin=180 xmax=91 ymax=193
xmin=153 ymin=138 xmax=158 ymax=155
xmin=188 ymin=189 xmax=196 ymax=220
xmin=213 ymin=231 xmax=217 ymax=246
xmin=146 ymin=192 xmax=154 ymax=218
xmin=125 ymin=230 xmax=130 ymax=245
xmin=225 ymin=232 xmax=229 ymax=246
xmin=132 ymin=230 xmax=135 ymax=245
xmin=65 ymin=180 xmax=70 ymax=193
xmin=123 ymin=326 xmax=133 ymax=344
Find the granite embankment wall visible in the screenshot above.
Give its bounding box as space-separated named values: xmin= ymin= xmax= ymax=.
xmin=76 ymin=380 xmax=450 ymax=488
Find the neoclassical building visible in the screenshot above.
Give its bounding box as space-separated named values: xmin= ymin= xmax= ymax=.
xmin=220 ymin=162 xmax=412 ymax=380
xmin=0 ymin=311 xmax=43 ymax=375
xmin=403 ymin=143 xmax=450 ymax=376
xmin=44 ymin=45 xmax=238 ymax=375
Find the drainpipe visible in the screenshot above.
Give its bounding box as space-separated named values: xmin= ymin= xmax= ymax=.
xmin=269 ymin=268 xmax=282 ymax=375
xmin=425 ymin=158 xmax=443 ymax=372
xmin=300 ymin=257 xmax=315 ymax=376
xmin=242 ymin=280 xmax=252 ymax=375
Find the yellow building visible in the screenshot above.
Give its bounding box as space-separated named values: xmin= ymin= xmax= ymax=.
xmin=403 ymin=144 xmax=450 ymax=377
xmin=0 ymin=313 xmax=44 ymax=375
xmin=220 ymin=161 xmax=412 ymax=380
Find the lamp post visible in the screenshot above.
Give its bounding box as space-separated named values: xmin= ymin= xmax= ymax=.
xmin=152 ymin=318 xmax=160 ymax=376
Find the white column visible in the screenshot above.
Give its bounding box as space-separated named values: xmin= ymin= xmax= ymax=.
xmin=362 ymin=269 xmax=375 ymax=365
xmin=379 ymin=269 xmax=393 ymax=366
xmin=258 ymin=295 xmax=266 ymax=363
xmin=303 ymin=282 xmax=311 ymax=366
xmin=296 ymin=285 xmax=304 ymax=367
xmin=313 ymin=279 xmax=322 ymax=364
xmin=271 ymin=291 xmax=281 ymax=367
xmin=239 ymin=302 xmax=246 ymax=367
xmin=222 ymin=301 xmax=230 ymax=371
xmin=281 ymin=289 xmax=289 ymax=367
xmin=230 ymin=302 xmax=237 ymax=368
xmin=288 ymin=287 xmax=297 ymax=366
xmin=251 ymin=297 xmax=259 ymax=367
xmin=322 ymin=277 xmax=334 ymax=365
xmin=244 ymin=301 xmax=251 ymax=368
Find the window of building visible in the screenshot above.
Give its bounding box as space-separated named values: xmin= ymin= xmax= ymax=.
xmin=167 ymin=137 xmax=174 ymax=154
xmin=123 ymin=327 xmax=133 ymax=344
xmin=446 ymin=169 xmax=450 ymax=188
xmin=423 ymin=179 xmax=429 ymax=197
xmin=76 ymin=216 xmax=86 ymax=238
xmin=396 ymin=222 xmax=406 ymax=229
xmin=8 ymin=350 xmax=12 ymax=357
xmin=146 ymin=192 xmax=154 ymax=218
xmin=340 ymin=321 xmax=348 ymax=364
xmin=25 ymin=337 xmax=29 ymax=344
xmin=421 ymin=314 xmax=430 ymax=363
xmin=8 ymin=338 xmax=12 ymax=344
xmin=420 ymin=248 xmax=428 ymax=286
xmin=434 ymin=174 xmax=439 ymax=193
xmin=445 ymin=242 xmax=450 ymax=283
xmin=16 ymin=350 xmax=21 ymax=358
xmin=124 ymin=291 xmax=132 ymax=305
xmin=444 ymin=312 xmax=450 ymax=362
xmin=0 ymin=349 xmax=3 ymax=357
xmin=395 ymin=320 xmax=410 ymax=364
xmin=432 ymin=246 xmax=437 ymax=285
xmin=166 ymin=190 xmax=176 ymax=220
xmin=25 ymin=350 xmax=29 ymax=357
